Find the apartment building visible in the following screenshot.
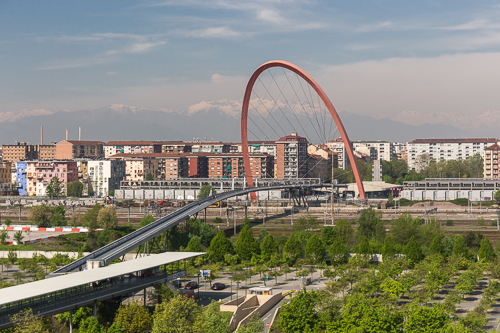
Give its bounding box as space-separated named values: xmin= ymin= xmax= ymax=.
xmin=15 ymin=162 xmax=28 ymax=196
xmin=276 ymin=133 xmax=308 ymax=179
xmin=184 ymin=153 xmax=208 ymax=178
xmin=88 ymin=160 xmax=126 ymax=196
xmin=110 ymin=153 xmax=190 ymax=180
xmin=121 ymin=157 xmax=159 ymax=181
xmin=0 ymin=162 xmax=12 ymax=194
xmin=161 ymin=142 xmax=193 ymax=154
xmin=25 ymin=161 xmax=78 ymax=196
xmin=392 ymin=143 xmax=407 ymax=161
xmin=352 ymin=141 xmax=392 ymax=161
xmin=407 ymin=138 xmax=497 ymax=171
xmin=483 ymin=143 xmax=500 ymax=178
xmin=207 ymin=153 xmax=274 ymax=179
xmin=190 ymin=141 xmax=230 ymax=153
xmin=104 ymin=141 xmax=163 ymax=158
xmin=55 ymin=140 xmax=105 ymax=159
xmin=38 ymin=144 xmax=56 ymax=160
xmin=232 ymin=141 xmax=278 ymax=157
xmin=307 ymin=155 xmax=334 ymax=180
xmin=326 ymin=139 xmax=348 ymax=170
xmin=2 ymin=142 xmax=38 ymax=162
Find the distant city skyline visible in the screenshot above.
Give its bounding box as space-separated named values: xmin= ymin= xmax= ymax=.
xmin=2 ymin=1 xmax=500 ymax=135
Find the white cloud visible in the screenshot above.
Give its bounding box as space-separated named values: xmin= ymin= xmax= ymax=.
xmin=107 ymin=71 xmax=117 ymax=76
xmin=356 ymin=21 xmax=393 ymax=33
xmin=36 ymin=56 xmax=114 ymax=70
xmin=257 ymin=9 xmax=287 ymax=25
xmin=184 ymin=27 xmax=241 ymax=38
xmin=211 ymin=74 xmax=227 ymax=83
xmin=125 ymin=41 xmax=166 ymax=53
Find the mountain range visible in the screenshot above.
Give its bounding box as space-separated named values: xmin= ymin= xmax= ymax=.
xmin=0 ymin=99 xmax=494 ymax=145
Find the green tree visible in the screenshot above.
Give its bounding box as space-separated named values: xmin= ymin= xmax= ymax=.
xmin=235 ymin=225 xmax=260 ymax=261
xmin=329 ymin=238 xmax=349 ymax=266
xmin=478 ymin=236 xmax=496 ymax=263
xmin=107 ymin=322 xmax=126 ymax=333
xmin=390 ymin=213 xmax=421 ymax=246
xmin=280 ymin=290 xmax=320 ymax=333
xmin=455 ymin=271 xmax=476 ymax=298
xmin=82 ymin=204 xmax=103 ymax=232
xmin=453 ymin=236 xmax=469 ymax=257
xmin=52 ymin=205 xmax=67 ymax=226
xmin=236 ymin=312 xmax=264 ymax=333
xmin=333 ymin=219 xmax=353 ymax=245
xmin=146 ymin=173 xmax=154 ymax=181
xmin=429 ymin=236 xmax=444 ymax=255
xmin=380 ymin=279 xmax=406 ymax=299
xmin=67 ymin=180 xmax=84 ymax=197
xmin=261 ymin=234 xmax=278 ymax=261
xmin=357 ymin=237 xmax=371 ymax=256
xmin=185 ymin=237 xmax=202 ymax=252
xmin=114 ymin=302 xmax=153 ymax=333
xmin=79 ymin=316 xmax=104 ymax=333
xmin=404 ymin=304 xmax=449 ymax=332
xmin=152 ymin=295 xmax=203 ymax=333
xmin=97 ymin=206 xmax=118 ymax=230
xmin=139 ymin=215 xmax=156 ymax=228
xmin=0 ymin=230 xmax=9 ymax=245
xmin=8 ymin=249 xmax=17 ymax=265
xmin=208 ymin=231 xmax=235 ymax=262
xmin=321 ymin=226 xmax=336 ymax=246
xmin=13 ymin=231 xmax=23 ymax=244
xmin=202 ymin=301 xmax=231 ymax=333
xmin=305 ymin=234 xmax=326 ymax=263
xmin=28 ymin=205 xmax=54 ymax=227
xmin=198 ymin=185 xmax=215 ymax=199
xmin=9 ymin=308 xmax=45 ymax=333
xmin=495 ymin=189 xmax=500 ymax=203
xmin=381 ymin=236 xmax=397 ymax=258
xmin=4 ymin=218 xmax=12 ymax=226
xmin=356 ymin=208 xmax=385 ymax=242
xmin=46 ymin=176 xmax=63 ymax=197
xmin=283 ymin=233 xmax=303 ymax=266
xmin=404 ymin=236 xmax=424 ymax=266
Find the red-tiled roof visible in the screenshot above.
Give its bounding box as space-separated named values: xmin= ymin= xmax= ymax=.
xmin=408 ymin=138 xmax=497 ymax=144
xmin=485 ymin=143 xmax=500 ymax=150
xmin=64 ymin=140 xmax=106 ymax=145
xmin=106 ymin=141 xmax=159 ymax=146
xmin=277 ymin=134 xmax=307 ymax=142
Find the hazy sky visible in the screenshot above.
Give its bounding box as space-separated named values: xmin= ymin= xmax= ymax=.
xmin=2 ymin=0 xmax=500 ymax=122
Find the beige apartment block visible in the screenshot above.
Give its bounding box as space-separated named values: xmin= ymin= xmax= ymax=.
xmin=484 ymin=143 xmax=500 ymax=178
xmin=124 ymin=158 xmax=159 ymax=181
xmin=55 ymin=140 xmax=105 ymax=159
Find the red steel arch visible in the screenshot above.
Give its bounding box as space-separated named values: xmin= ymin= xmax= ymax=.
xmin=241 ymin=60 xmax=366 ymax=201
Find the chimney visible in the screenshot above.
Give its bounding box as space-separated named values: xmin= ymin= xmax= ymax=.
xmin=66 ymin=129 xmax=68 ymax=141
xmin=79 ymin=127 xmax=81 ymax=141
xmin=41 ymin=126 xmax=43 ymax=145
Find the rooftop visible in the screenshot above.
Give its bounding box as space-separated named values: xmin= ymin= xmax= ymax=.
xmin=408 ymin=138 xmax=498 ymax=144
xmin=0 ymin=252 xmax=203 ymax=306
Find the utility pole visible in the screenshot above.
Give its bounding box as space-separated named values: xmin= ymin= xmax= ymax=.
xmin=331 ymin=153 xmax=334 ymax=223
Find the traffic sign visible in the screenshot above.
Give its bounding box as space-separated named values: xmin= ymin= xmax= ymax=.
xmin=199 ymin=269 xmax=211 ymax=277
xmin=267 ymin=323 xmax=270 ymax=327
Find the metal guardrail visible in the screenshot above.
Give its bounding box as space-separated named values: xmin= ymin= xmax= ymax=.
xmin=52 ymin=184 xmax=328 ymax=274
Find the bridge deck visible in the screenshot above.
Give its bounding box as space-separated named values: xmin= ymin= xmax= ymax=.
xmin=0 ymin=252 xmax=203 ymax=329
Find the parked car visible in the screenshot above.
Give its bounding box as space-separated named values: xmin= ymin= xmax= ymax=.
xmin=184 ymin=281 xmax=199 ymax=289
xmin=172 ymin=280 xmax=183 ymax=289
xmin=180 ymin=289 xmax=196 ymax=299
xmin=211 ymin=282 xmax=226 ymax=290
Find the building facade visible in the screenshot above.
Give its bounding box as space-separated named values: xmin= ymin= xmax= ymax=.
xmin=207 ymin=153 xmax=274 ymax=179
xmin=483 ymin=143 xmax=500 ymax=178
xmin=276 ymin=133 xmax=308 ymax=178
xmin=123 ymin=158 xmax=159 ymax=181
xmin=104 ymin=141 xmax=163 ymax=158
xmin=352 ymin=141 xmax=392 ymax=161
xmin=0 ymin=162 xmax=12 ymax=194
xmin=2 ymin=142 xmax=38 ymax=162
xmin=26 ymin=161 xmax=78 ymax=196
xmin=15 ymin=162 xmax=28 ymax=196
xmin=407 ymin=138 xmax=497 ymax=171
xmin=88 ymin=160 xmax=126 ymax=196
xmin=55 ymin=140 xmax=105 ymax=159
xmin=38 ymin=144 xmax=56 ymax=160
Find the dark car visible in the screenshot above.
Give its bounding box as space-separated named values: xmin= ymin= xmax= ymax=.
xmin=184 ymin=281 xmax=199 ymax=290
xmin=211 ymin=282 xmax=226 ymax=290
xmin=172 ymin=280 xmax=183 ymax=289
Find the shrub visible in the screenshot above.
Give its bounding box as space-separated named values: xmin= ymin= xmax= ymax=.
xmin=492 ymin=220 xmax=498 ymax=227
xmin=451 ymin=198 xmax=469 ymax=206
xmin=213 ymin=217 xmax=222 ymax=224
xmin=477 ymin=217 xmax=485 ymax=226
xmin=445 ymin=220 xmax=454 ymax=226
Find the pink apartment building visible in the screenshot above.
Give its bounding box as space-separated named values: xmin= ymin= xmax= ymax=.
xmin=26 ymin=160 xmax=78 ymax=196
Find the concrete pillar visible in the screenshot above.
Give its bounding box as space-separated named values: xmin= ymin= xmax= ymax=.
xmin=69 ymin=310 xmax=73 ymax=333
xmin=93 ymin=302 xmax=96 ymax=318
xmin=144 ymin=288 xmax=147 ymax=306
